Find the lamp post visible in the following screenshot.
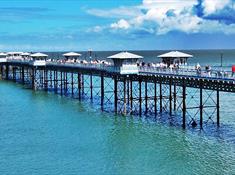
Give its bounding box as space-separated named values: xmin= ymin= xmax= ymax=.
xmin=220 ymin=53 xmax=223 ymax=67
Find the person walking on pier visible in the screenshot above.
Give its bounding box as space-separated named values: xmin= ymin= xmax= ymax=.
xmin=195 ymin=63 xmax=201 ymax=76
xmin=232 ymin=65 xmax=235 ymax=77
xmin=205 ymin=65 xmax=211 ymax=77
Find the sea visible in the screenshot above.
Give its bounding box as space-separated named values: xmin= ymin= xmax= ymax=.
xmin=0 ymin=50 xmax=235 ymax=175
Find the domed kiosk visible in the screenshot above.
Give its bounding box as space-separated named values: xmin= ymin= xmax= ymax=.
xmin=107 ymin=51 xmax=143 ymax=74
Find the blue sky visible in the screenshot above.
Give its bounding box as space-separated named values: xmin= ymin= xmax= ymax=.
xmin=0 ymin=0 xmax=235 ymax=51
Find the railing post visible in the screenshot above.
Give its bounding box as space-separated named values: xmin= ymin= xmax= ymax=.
xmin=200 ymin=80 xmax=203 ymax=129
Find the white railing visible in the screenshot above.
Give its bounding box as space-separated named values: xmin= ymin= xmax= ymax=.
xmin=139 ymin=66 xmax=235 ymax=80
xmin=4 ymin=58 xmax=235 ymax=81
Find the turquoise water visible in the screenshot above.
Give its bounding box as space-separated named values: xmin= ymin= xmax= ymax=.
xmin=0 ymin=81 xmax=235 ymax=175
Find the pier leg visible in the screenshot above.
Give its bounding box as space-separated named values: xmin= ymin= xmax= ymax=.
xmin=32 ymin=68 xmax=35 ymax=90
xmin=54 ymin=70 xmax=57 ymax=93
xmin=130 ymin=79 xmax=133 ymax=114
xmin=173 ymin=85 xmax=176 ymax=111
xmin=49 ymin=70 xmax=52 ymax=89
xmin=81 ymin=75 xmax=84 ymax=95
xmin=217 ymin=90 xmax=220 ymax=127
xmin=200 ymin=86 xmax=203 ymax=129
xmin=101 ymin=74 xmax=104 ymax=111
xmin=44 ymin=69 xmax=48 ymax=91
xmin=13 ymin=67 xmax=16 ymax=82
xmin=182 ymin=85 xmax=186 ymax=129
xmin=123 ymin=79 xmax=127 ymax=115
xmin=169 ymin=79 xmax=172 ymax=115
xmin=154 ymin=81 xmax=157 ymax=116
xmin=64 ymin=72 xmax=67 ymax=94
xmin=71 ymin=72 xmax=74 ymax=96
xmin=90 ymin=74 xmax=93 ymax=100
xmin=5 ymin=64 xmax=9 ymax=80
xmin=22 ymin=67 xmax=25 ymax=85
xmin=60 ymin=71 xmax=63 ymax=95
xmin=78 ymin=73 xmax=81 ymax=100
xmin=160 ymin=82 xmax=163 ymax=113
xmin=127 ymin=80 xmax=130 ymax=106
xmin=145 ymin=81 xmax=148 ymax=114
xmin=114 ymin=77 xmax=118 ymax=114
xmin=139 ymin=79 xmax=142 ymax=116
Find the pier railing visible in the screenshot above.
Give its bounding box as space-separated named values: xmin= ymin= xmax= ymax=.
xmin=139 ymin=66 xmax=235 ymax=81
xmin=5 ymin=59 xmax=235 ymax=81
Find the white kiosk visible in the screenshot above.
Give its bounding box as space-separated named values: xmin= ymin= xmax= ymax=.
xmin=63 ymin=52 xmax=81 ymax=62
xmin=21 ymin=52 xmax=31 ymax=61
xmin=157 ymin=51 xmax=193 ymax=67
xmin=0 ymin=53 xmax=7 ymax=63
xmin=108 ymin=52 xmax=143 ymax=74
xmin=30 ymin=53 xmax=48 ymax=66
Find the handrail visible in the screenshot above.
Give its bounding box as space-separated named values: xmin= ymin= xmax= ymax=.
xmin=4 ymin=59 xmax=235 ymax=81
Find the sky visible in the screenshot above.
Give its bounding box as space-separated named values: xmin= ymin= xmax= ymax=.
xmin=0 ymin=0 xmax=235 ymax=51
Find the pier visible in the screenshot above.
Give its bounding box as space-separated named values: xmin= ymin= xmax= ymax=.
xmin=0 ymin=51 xmax=234 ymax=129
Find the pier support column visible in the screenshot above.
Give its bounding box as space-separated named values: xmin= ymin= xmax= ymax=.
xmin=71 ymin=72 xmax=74 ymax=96
xmin=54 ymin=70 xmax=57 ymax=93
xmin=32 ymin=68 xmax=35 ymax=90
xmin=101 ymin=74 xmax=104 ymax=111
xmin=217 ymin=90 xmax=220 ymax=127
xmin=90 ymin=74 xmax=93 ymax=100
xmin=169 ymin=79 xmax=172 ymax=115
xmin=139 ymin=79 xmax=142 ymax=116
xmin=78 ymin=73 xmax=81 ymax=100
xmin=173 ymin=85 xmax=176 ymax=111
xmin=13 ymin=67 xmax=16 ymax=82
xmin=160 ymin=81 xmax=163 ymax=113
xmin=49 ymin=70 xmax=52 ymax=89
xmin=145 ymin=81 xmax=148 ymax=114
xmin=154 ymin=80 xmax=157 ymax=116
xmin=123 ymin=79 xmax=127 ymax=115
xmin=44 ymin=69 xmax=48 ymax=91
xmin=200 ymin=86 xmax=203 ymax=129
xmin=130 ymin=79 xmax=133 ymax=114
xmin=60 ymin=71 xmax=63 ymax=95
xmin=22 ymin=67 xmax=25 ymax=84
xmin=114 ymin=77 xmax=118 ymax=114
xmin=63 ymin=72 xmax=67 ymax=94
xmin=182 ymin=84 xmax=186 ymax=129
xmin=5 ymin=64 xmax=9 ymax=80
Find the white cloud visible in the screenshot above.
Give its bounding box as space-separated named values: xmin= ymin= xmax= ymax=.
xmin=86 ymin=0 xmax=235 ymax=35
xmin=86 ymin=6 xmax=142 ymax=19
xmin=202 ymin=0 xmax=231 ymax=15
xmin=110 ymin=19 xmax=130 ymax=30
